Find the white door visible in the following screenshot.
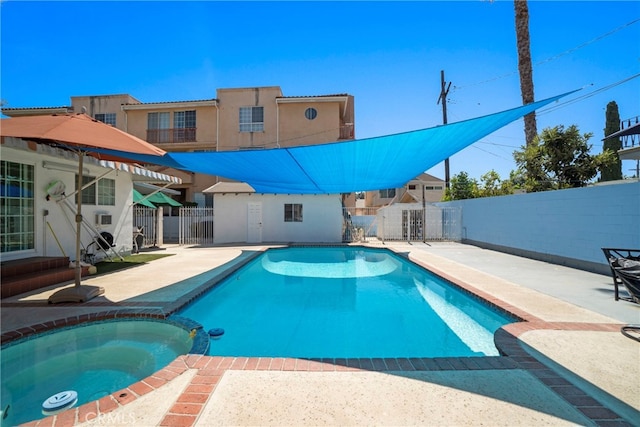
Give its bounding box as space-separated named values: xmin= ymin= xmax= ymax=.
xmin=247 ymin=202 xmax=263 ymax=243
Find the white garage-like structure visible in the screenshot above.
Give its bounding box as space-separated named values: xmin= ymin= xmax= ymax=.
xmin=203 ymin=182 xmax=343 ymax=244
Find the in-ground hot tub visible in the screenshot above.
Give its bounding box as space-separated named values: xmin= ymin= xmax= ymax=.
xmin=1 ymin=318 xmax=204 ymax=426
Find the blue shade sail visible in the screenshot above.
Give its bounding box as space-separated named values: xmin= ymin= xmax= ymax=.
xmin=87 ymin=91 xmax=575 ymax=194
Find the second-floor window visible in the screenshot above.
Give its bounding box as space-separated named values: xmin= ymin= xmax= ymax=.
xmin=379 ymin=188 xmax=396 ymax=198
xmin=239 ymin=106 xmax=264 ymax=132
xmin=148 ymin=112 xmax=170 ymax=143
xmin=174 ymin=110 xmax=196 ymax=142
xmin=95 ymin=113 xmax=116 ymax=127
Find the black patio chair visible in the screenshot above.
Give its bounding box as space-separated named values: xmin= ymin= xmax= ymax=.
xmin=602 ymin=248 xmax=640 ymax=304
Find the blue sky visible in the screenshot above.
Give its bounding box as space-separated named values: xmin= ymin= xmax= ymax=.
xmin=2 ymin=1 xmax=639 ymax=181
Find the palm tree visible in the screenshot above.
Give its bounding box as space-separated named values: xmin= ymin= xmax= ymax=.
xmin=514 ymin=0 xmax=537 ymax=146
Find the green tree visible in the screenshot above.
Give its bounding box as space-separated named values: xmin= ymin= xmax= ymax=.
xmin=601 ymin=101 xmax=622 ymax=181
xmin=476 ymin=170 xmax=515 ymax=197
xmin=443 ymin=172 xmax=478 ymax=200
xmin=513 ymin=125 xmax=617 ymax=191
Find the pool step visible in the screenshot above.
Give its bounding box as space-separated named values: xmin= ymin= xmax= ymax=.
xmin=1 ymin=257 xmax=90 ymax=299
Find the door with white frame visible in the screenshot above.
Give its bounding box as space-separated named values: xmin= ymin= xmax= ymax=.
xmin=247 ymin=202 xmax=262 ymax=243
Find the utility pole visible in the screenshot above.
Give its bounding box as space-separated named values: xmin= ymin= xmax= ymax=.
xmin=437 ymin=70 xmax=452 ymax=188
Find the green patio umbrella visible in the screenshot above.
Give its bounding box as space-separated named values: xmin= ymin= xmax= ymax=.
xmin=145 ymin=191 xmax=182 ymax=207
xmin=133 ymin=189 xmax=158 ymax=208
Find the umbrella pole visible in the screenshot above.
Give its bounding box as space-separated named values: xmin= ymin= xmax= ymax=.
xmin=75 ymin=152 xmax=83 ymax=287
xmin=48 ymin=151 xmax=104 ymax=304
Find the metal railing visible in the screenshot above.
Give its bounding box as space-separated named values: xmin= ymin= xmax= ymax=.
xmin=620 ymin=116 xmax=639 ymax=149
xmin=339 ymin=124 xmax=354 ymax=140
xmin=147 ymin=128 xmax=197 ymax=143
xmin=133 ymin=206 xmax=158 ymax=248
xmin=174 ymin=205 xmax=460 ymax=245
xmin=179 ymin=207 xmax=214 ymax=245
xmin=342 ymin=207 xmax=378 ymax=242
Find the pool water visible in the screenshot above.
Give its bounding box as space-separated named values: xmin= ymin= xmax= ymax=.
xmin=179 ymin=247 xmax=515 ymax=358
xmin=0 ymin=320 xmax=192 ymax=426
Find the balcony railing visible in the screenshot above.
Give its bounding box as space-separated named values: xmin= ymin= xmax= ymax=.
xmin=147 ymin=128 xmax=196 ymax=143
xmin=620 ymin=116 xmax=639 ymax=149
xmin=339 ymin=124 xmax=354 ymax=140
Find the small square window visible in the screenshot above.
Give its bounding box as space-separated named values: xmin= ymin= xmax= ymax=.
xmin=98 ymin=178 xmax=115 ymax=205
xmin=239 ymin=106 xmax=264 ymax=132
xmin=95 ymin=113 xmax=116 ymax=127
xmin=76 ymin=176 xmax=115 ymax=206
xmin=284 ymin=203 xmax=303 ymax=222
xmin=379 ymin=188 xmax=396 ymax=198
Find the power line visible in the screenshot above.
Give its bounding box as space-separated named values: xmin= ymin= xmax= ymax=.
xmin=537 ymin=73 xmax=640 ymax=116
xmin=453 ymin=18 xmax=640 ymax=91
xmin=478 ymin=140 xmax=522 ymax=148
xmin=471 ymin=144 xmax=513 ymax=161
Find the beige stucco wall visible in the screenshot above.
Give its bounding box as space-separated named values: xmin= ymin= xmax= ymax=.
xmin=123 ymin=104 xmax=218 ymax=152
xmin=71 ymin=94 xmax=139 ymax=132
xmin=216 ymin=87 xmax=282 ymax=150
xmin=6 ymin=87 xmax=357 ymax=205
xmin=278 ymin=102 xmax=342 ymax=146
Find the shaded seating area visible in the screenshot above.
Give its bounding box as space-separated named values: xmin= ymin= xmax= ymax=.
xmin=602 ymin=248 xmax=640 ymax=304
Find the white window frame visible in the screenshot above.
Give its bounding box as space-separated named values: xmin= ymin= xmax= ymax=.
xmin=148 ymin=112 xmax=171 ymax=143
xmin=95 ymin=113 xmax=116 ymax=127
xmin=77 ymin=176 xmax=116 ymax=206
xmin=0 ymin=160 xmax=35 ymax=253
xmin=239 ymin=106 xmax=264 ymax=132
xmin=174 ymin=110 xmax=197 ymax=142
xmin=284 ymin=203 xmax=303 ymax=222
xmin=379 ymin=188 xmax=396 ymax=198
xmin=148 ymin=112 xmax=170 ymax=129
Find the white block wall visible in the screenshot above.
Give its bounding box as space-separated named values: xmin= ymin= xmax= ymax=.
xmin=438 ymin=181 xmax=640 ymax=273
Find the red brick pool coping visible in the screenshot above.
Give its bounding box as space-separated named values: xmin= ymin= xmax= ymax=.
xmin=12 ymin=318 xmax=630 ymax=427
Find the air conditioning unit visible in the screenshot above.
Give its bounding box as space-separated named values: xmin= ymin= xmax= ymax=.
xmin=96 ymin=214 xmax=112 ymax=226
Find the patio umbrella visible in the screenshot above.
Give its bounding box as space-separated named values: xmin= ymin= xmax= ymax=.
xmin=145 ymin=191 xmax=182 ymax=207
xmin=1 ymin=113 xmax=170 ymax=303
xmin=133 ymin=189 xmax=159 ymax=208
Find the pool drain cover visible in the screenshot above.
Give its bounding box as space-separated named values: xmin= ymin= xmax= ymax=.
xmin=42 ymin=390 xmax=78 ymax=415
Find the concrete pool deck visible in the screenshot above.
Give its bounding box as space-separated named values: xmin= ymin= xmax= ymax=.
xmin=1 ymin=242 xmax=638 ymax=426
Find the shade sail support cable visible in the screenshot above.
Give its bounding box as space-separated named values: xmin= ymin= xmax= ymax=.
xmin=284 ymin=148 xmax=324 ymax=193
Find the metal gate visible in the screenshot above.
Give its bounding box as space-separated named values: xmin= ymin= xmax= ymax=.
xmin=342 ymin=207 xmax=378 ymax=242
xmin=377 ymin=205 xmax=462 ymax=242
xmin=179 ymin=207 xmax=214 ymax=245
xmin=402 ymin=209 xmax=424 ymax=241
xmin=133 ymin=206 xmax=158 ymax=248
xmin=437 ymin=206 xmax=462 ymax=241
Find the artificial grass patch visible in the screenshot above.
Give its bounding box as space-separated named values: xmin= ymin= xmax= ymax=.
xmin=94 ymin=253 xmax=174 ymax=275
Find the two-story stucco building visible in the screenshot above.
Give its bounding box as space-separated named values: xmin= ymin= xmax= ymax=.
xmin=3 ymin=87 xmax=355 ymax=206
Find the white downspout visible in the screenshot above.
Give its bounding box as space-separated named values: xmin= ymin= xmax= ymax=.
xmin=215 ymin=102 xmax=220 ymax=184
xmin=276 ymin=99 xmax=280 ymax=148
xmin=122 ymin=105 xmax=128 ymax=132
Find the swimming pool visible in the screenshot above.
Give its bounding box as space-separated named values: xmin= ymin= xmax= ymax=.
xmin=0 ymin=319 xmax=195 ymax=426
xmin=178 ymin=247 xmax=516 ymax=358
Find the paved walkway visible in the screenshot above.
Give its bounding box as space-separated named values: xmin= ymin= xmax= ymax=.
xmin=1 ymin=242 xmax=638 ymax=426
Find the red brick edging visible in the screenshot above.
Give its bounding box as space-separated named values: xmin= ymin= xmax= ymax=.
xmin=20 ymin=319 xmax=630 ymax=427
